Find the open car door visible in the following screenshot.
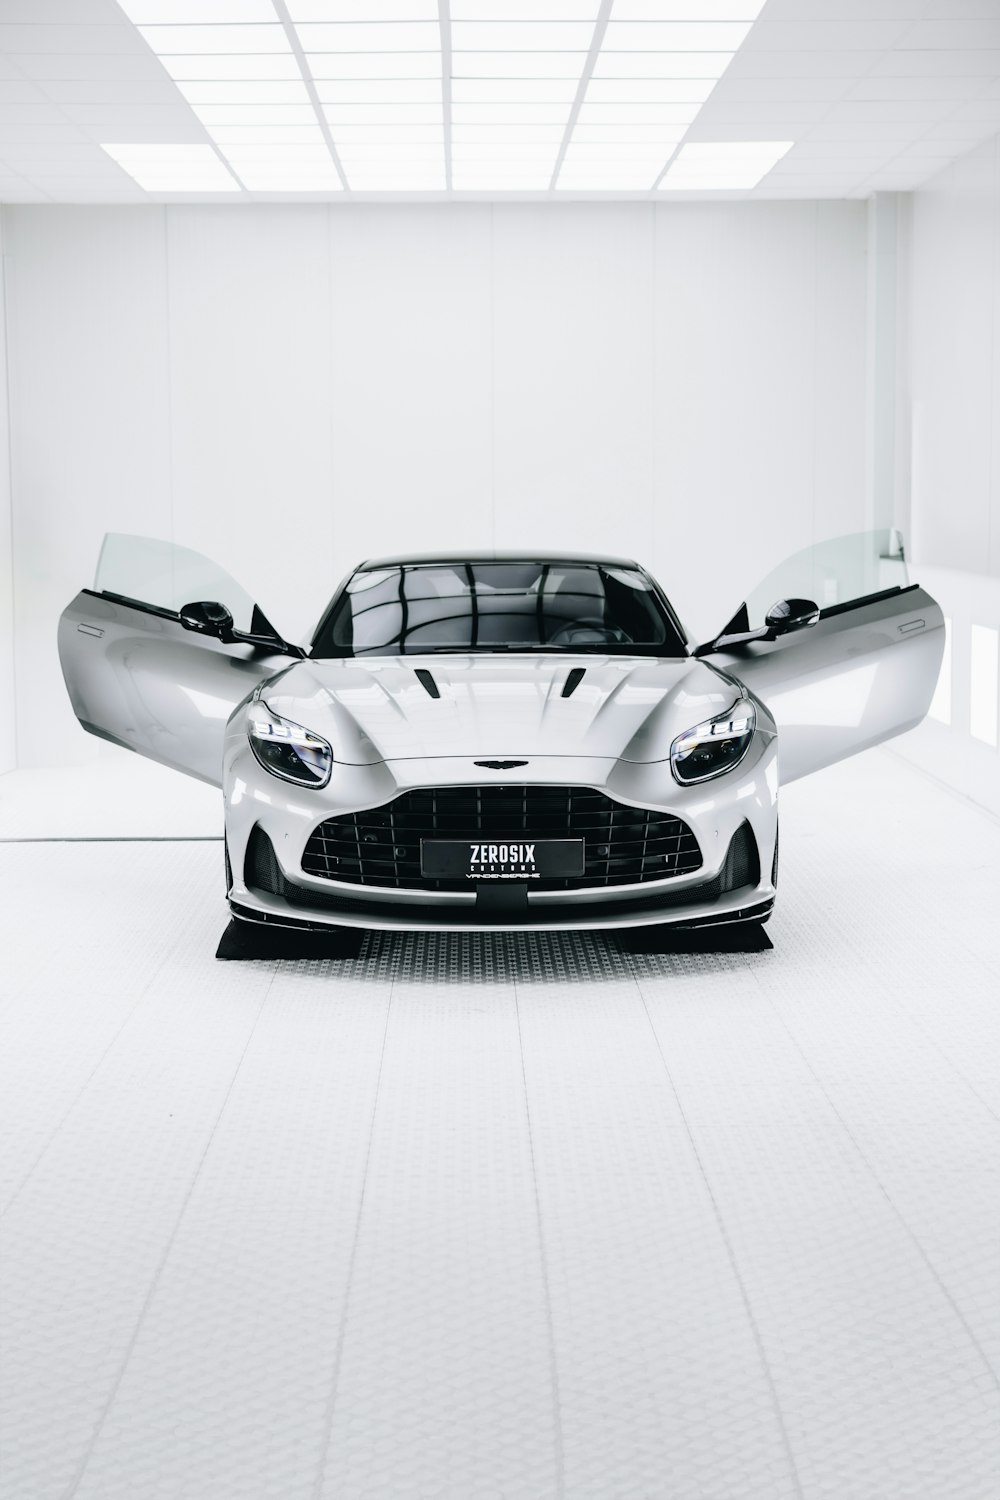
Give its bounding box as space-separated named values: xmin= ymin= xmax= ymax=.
xmin=58 ymin=533 xmax=299 ymax=787
xmin=701 ymin=530 xmax=944 ymax=783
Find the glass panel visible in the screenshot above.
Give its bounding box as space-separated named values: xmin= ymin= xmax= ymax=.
xmin=95 ymin=533 xmax=259 ymax=634
xmin=740 ymin=528 xmax=908 ymax=632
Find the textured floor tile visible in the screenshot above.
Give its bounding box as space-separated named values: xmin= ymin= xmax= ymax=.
xmin=1 ymin=750 xmax=999 ymax=1500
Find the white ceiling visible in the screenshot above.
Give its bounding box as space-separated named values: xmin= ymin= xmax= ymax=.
xmin=0 ymin=0 xmax=998 ymax=202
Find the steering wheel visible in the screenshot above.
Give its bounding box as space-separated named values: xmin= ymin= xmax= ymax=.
xmin=546 ymin=619 xmax=629 ymax=646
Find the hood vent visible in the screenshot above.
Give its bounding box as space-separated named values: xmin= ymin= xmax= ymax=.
xmin=414 ymin=668 xmax=440 ymax=699
xmin=562 ymin=667 xmax=586 ymax=699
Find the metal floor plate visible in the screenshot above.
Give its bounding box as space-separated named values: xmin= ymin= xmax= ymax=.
xmin=0 ymin=751 xmax=998 ymax=1499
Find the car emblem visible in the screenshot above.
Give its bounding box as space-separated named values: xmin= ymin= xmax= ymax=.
xmin=474 ymin=759 xmax=529 ymax=770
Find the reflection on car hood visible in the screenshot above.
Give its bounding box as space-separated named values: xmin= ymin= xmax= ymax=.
xmin=261 ymin=655 xmax=741 ymax=766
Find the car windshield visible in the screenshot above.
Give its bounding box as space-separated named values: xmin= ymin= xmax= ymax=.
xmin=311 ymin=561 xmax=686 ymax=658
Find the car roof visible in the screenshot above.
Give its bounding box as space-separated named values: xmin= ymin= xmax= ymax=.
xmin=359 ymin=550 xmax=642 ymax=569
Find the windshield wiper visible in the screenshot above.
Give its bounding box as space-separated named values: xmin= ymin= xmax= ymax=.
xmin=414 ymin=644 xmax=574 ymax=654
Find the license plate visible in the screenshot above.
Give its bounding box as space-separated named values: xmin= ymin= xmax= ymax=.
xmin=420 ymin=838 xmax=585 ymax=880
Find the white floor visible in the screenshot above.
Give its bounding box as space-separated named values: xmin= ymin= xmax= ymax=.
xmin=1 ymin=751 xmax=998 ymax=1500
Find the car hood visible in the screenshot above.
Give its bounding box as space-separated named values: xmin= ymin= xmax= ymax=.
xmin=260 ymin=654 xmax=742 ymax=766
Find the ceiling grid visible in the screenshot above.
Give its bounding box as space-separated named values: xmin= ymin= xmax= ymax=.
xmin=0 ymin=0 xmax=997 ymax=201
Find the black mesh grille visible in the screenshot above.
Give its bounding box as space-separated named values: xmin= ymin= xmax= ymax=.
xmin=301 ymin=785 xmax=703 ymax=891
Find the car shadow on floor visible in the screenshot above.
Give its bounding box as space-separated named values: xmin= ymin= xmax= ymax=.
xmin=216 ymin=920 xmax=773 ymax=981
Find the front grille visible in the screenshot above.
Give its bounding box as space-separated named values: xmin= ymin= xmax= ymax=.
xmin=301 ymin=785 xmax=703 ymax=891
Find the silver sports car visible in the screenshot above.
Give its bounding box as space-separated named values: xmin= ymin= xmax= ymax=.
xmin=59 ymin=531 xmax=943 ymax=938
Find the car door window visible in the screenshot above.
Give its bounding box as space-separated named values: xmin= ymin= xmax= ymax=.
xmin=95 ymin=533 xmax=261 ymax=633
xmin=736 ymin=528 xmax=908 ymax=632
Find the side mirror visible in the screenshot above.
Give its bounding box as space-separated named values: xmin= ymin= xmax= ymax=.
xmin=179 ymin=600 xmax=235 ymax=641
xmin=765 ymin=597 xmax=820 ymax=636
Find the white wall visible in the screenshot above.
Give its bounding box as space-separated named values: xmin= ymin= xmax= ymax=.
xmin=891 ymin=135 xmax=1000 ymax=810
xmin=0 ymin=209 xmax=13 ymax=775
xmin=3 ymin=200 xmax=868 ymax=768
xmin=906 ymin=134 xmax=1000 ymax=579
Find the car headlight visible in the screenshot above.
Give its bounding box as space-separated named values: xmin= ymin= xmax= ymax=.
xmin=670 ymin=698 xmax=756 ymax=785
xmin=247 ymin=698 xmax=333 ymax=788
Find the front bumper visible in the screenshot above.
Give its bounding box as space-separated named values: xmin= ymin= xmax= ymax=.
xmin=222 ymin=738 xmax=779 ymax=933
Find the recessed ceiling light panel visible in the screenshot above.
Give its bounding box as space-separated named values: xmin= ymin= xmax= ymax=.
xmin=119 ymin=0 xmax=278 ymax=20
xmin=452 ymin=79 xmax=579 ymax=103
xmin=451 ymin=21 xmax=596 ymax=51
xmin=138 ymin=23 xmax=293 ymax=52
xmin=158 ymin=54 xmax=304 ymax=79
xmin=177 ymin=80 xmax=311 ymax=104
xmin=591 ymin=52 xmax=734 ymax=81
xmin=602 ymin=21 xmax=752 ymax=50
xmin=586 ymin=79 xmax=718 ymax=104
xmin=451 ymin=0 xmax=597 ymax=15
xmin=193 ymin=104 xmax=318 ymax=125
xmin=612 ymin=0 xmax=763 ymax=17
xmin=288 ymin=0 xmax=437 ymax=16
xmin=451 ymin=53 xmax=586 ymax=80
xmin=294 ymin=22 xmax=440 ymax=51
xmin=306 ymin=53 xmax=442 ymax=79
xmin=315 ymin=79 xmax=442 ymax=103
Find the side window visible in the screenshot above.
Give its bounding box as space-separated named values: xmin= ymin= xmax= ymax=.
xmin=735 ymin=529 xmax=909 ymax=632
xmin=95 ymin=533 xmax=261 ymax=634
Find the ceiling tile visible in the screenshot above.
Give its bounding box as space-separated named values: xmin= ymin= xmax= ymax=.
xmin=450 ymin=21 xmax=595 ymax=50
xmin=15 ymin=52 xmax=170 ymax=80
xmin=724 ymin=49 xmax=882 ymax=79
xmin=295 ymin=21 xmax=440 ymax=51
xmin=120 ymin=0 xmax=278 ymax=17
xmin=0 ymin=2 xmax=121 ymax=18
xmin=316 ymin=79 xmax=442 ymax=103
xmin=611 ymin=0 xmax=761 ymax=15
xmin=177 ymin=80 xmax=311 ymax=104
xmin=137 ymin=23 xmax=292 ymax=53
xmin=60 ymin=102 xmax=198 ymax=125
xmin=716 ymin=78 xmax=854 ymax=103
xmin=288 ymin=1 xmax=439 ymax=15
xmin=949 ymin=98 xmax=1000 ymax=122
xmin=784 ymin=139 xmax=903 ymax=158
xmin=683 ymin=125 xmax=812 ymax=145
xmin=859 ymin=166 xmax=942 ymax=187
xmin=0 ymin=142 xmax=125 ymax=165
xmin=0 ymin=0 xmax=998 ymax=201
xmin=591 ymin=52 xmax=736 ymax=80
xmin=0 ymin=122 xmax=86 ymax=141
xmin=40 ymin=78 xmax=183 ymax=103
xmin=902 ymin=18 xmax=1000 ymax=48
xmin=602 ymin=21 xmax=751 ymax=50
xmin=820 ymin=99 xmax=954 ymax=123
xmin=759 ymin=0 xmax=924 ymax=16
xmin=745 ymin=19 xmax=911 ymax=50
xmin=78 ymin=122 xmax=207 ymax=142
xmin=692 ymin=99 xmax=831 ymax=124
xmin=846 ymin=75 xmax=993 ymax=102
xmin=23 ymin=177 xmax=147 ymax=198
xmin=0 ymin=23 xmax=147 ymax=53
xmin=920 ymin=121 xmax=995 ymax=143
xmin=868 ymin=48 xmax=1000 ymax=76
xmin=804 ymin=118 xmax=935 ymax=139
xmin=0 ymin=81 xmax=47 ymax=102
xmin=450 ymin=0 xmax=597 ymax=16
xmin=159 ymin=53 xmax=303 ymax=80
xmin=0 ymin=102 xmax=65 ymax=122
